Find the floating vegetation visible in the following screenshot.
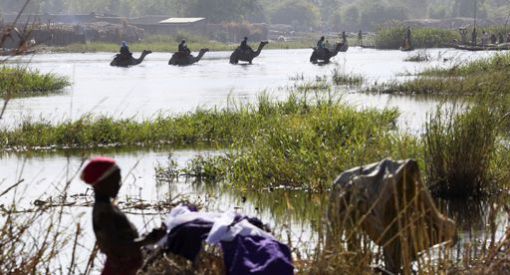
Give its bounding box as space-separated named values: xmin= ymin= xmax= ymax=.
xmin=0 ymin=66 xmax=70 ymax=98
xmin=331 ymin=69 xmax=364 ymax=86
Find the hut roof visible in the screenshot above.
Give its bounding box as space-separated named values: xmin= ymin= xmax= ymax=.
xmin=159 ymin=18 xmax=206 ymax=24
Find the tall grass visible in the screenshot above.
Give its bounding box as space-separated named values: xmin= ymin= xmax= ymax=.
xmin=422 ymin=52 xmax=510 ymax=77
xmin=375 ymin=26 xmax=460 ymax=49
xmin=0 ymin=66 xmax=70 ymax=98
xmin=178 ymin=94 xmax=421 ymax=192
xmin=372 ymin=53 xmax=510 ymax=96
xmin=424 ymin=99 xmax=505 ymax=197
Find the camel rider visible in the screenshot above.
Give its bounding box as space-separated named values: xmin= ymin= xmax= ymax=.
xmin=178 ymin=40 xmax=191 ymax=55
xmin=240 ymin=37 xmax=253 ymax=52
xmin=119 ymin=41 xmax=132 ymax=61
xmin=317 ymin=36 xmax=329 ymax=55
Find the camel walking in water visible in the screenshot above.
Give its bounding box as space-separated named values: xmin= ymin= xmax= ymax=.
xmin=229 ymin=41 xmax=269 ymax=64
xmin=168 ymin=49 xmax=209 ymax=66
xmin=310 ymin=42 xmax=348 ymax=64
xmin=110 ymin=50 xmax=152 ymax=67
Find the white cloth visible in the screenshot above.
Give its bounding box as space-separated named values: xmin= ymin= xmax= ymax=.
xmin=206 ymin=212 xmax=274 ymax=244
xmin=163 ymin=205 xmax=222 ymax=233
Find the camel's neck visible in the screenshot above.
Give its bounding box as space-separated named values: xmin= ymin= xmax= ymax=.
xmin=329 ymin=44 xmax=344 ymax=57
xmin=253 ymin=43 xmax=266 ymax=57
xmin=193 ymin=51 xmax=206 ymax=63
xmin=134 ymin=52 xmax=148 ymax=64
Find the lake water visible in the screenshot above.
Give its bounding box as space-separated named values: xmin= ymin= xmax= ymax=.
xmin=0 ymin=48 xmax=504 ymax=272
xmin=2 ymin=48 xmax=495 ymax=133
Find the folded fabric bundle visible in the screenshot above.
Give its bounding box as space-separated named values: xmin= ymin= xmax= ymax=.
xmin=159 ymin=205 xmax=294 ymax=274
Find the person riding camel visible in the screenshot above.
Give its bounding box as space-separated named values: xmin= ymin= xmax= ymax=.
xmin=317 ymin=36 xmax=330 ymax=55
xmin=240 ymin=37 xmax=253 ymax=53
xmin=178 ymin=40 xmax=191 ymax=56
xmin=119 ymin=41 xmax=132 ymax=61
xmin=81 ymin=157 xmax=166 ymax=275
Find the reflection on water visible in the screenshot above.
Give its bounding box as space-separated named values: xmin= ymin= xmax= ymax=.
xmin=1 ymin=148 xmax=507 ymax=251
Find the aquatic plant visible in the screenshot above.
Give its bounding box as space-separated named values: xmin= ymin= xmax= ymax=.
xmin=404 ymin=52 xmax=430 ymax=62
xmin=178 ymin=95 xmax=420 ymax=192
xmin=331 ymin=69 xmax=364 ymax=86
xmin=424 ymin=99 xmax=504 ymax=198
xmin=0 ymin=66 xmax=70 ymax=98
xmin=375 ymin=26 xmax=460 ymax=49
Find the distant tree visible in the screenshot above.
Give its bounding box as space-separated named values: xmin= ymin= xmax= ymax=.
xmin=360 ymin=2 xmax=408 ymax=31
xmin=179 ymin=0 xmax=262 ymax=23
xmin=452 ymin=0 xmax=487 ymax=18
xmin=429 ymin=4 xmax=450 ymax=19
xmin=341 ymin=5 xmax=360 ymax=29
xmin=270 ymin=0 xmax=320 ymax=30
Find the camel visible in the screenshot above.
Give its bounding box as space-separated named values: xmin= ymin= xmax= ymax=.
xmin=229 ymin=41 xmax=269 ymax=64
xmin=110 ymin=50 xmax=152 ymax=67
xmin=327 ymin=159 xmax=457 ymax=274
xmin=310 ymin=42 xmax=348 ymax=64
xmin=168 ymin=48 xmax=209 ymax=66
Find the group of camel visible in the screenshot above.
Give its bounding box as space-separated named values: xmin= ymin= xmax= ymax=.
xmin=110 ymin=40 xmax=349 ymax=67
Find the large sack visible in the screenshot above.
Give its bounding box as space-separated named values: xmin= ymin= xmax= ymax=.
xmin=327 ymin=159 xmax=457 ymax=273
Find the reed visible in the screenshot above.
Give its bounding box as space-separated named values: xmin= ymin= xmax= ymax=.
xmin=424 ymin=99 xmax=504 ymax=198
xmin=375 ymin=26 xmax=460 ymax=49
xmin=0 ymin=66 xmax=70 ymax=98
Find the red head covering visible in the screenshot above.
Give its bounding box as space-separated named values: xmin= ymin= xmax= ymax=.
xmin=81 ymin=157 xmax=118 ymax=186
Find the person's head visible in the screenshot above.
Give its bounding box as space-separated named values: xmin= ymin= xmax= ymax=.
xmin=243 ymin=37 xmax=248 ymax=41
xmin=121 ymin=41 xmax=128 ymax=47
xmin=81 ymin=157 xmax=121 ymax=198
xmin=320 ymin=36 xmax=324 ymax=41
xmin=181 ymin=40 xmax=185 ymax=44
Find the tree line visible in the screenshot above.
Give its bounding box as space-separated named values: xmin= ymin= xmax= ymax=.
xmin=1 ymin=0 xmax=509 ymax=31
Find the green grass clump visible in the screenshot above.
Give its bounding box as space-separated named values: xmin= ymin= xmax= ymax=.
xmin=424 ymin=99 xmax=505 ymax=198
xmin=331 ymin=69 xmax=364 ymax=86
xmin=180 ymin=95 xmax=421 ymax=192
xmin=404 ymin=52 xmax=430 ymax=62
xmin=421 ymin=52 xmax=510 ymax=77
xmin=0 ymin=66 xmax=70 ymax=98
xmin=375 ymin=26 xmax=460 ymax=49
xmin=372 ymin=53 xmax=510 ymax=96
xmin=0 ymin=93 xmax=405 ymax=154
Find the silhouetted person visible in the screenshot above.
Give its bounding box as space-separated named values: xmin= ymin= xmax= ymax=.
xmin=240 ymin=37 xmax=253 ymax=52
xmin=499 ymin=33 xmax=505 ymax=44
xmin=490 ymin=34 xmax=497 ymax=45
xmin=317 ymin=36 xmax=330 ymax=55
xmin=482 ymin=31 xmax=489 ymax=46
xmin=178 ymin=40 xmax=190 ymax=55
xmin=358 ymin=30 xmax=363 ymax=46
xmin=317 ymin=36 xmax=326 ymax=49
xmin=459 ymin=28 xmax=468 ymax=45
xmin=403 ymin=27 xmax=412 ymax=49
xmin=472 ymin=28 xmax=477 ymax=46
xmin=341 ymin=31 xmax=347 ymax=43
xmin=119 ymin=41 xmax=132 ymax=61
xmin=81 ymin=157 xmax=166 ymax=275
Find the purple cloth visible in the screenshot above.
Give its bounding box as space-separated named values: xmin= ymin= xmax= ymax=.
xmin=221 ymin=235 xmax=294 ymax=275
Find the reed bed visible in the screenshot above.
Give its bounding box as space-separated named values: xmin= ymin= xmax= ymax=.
xmin=424 ymin=99 xmax=508 ymax=198
xmin=0 ymin=93 xmax=400 ymax=154
xmin=0 ymin=66 xmax=70 ymax=98
xmin=375 ymin=27 xmax=460 ymax=50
